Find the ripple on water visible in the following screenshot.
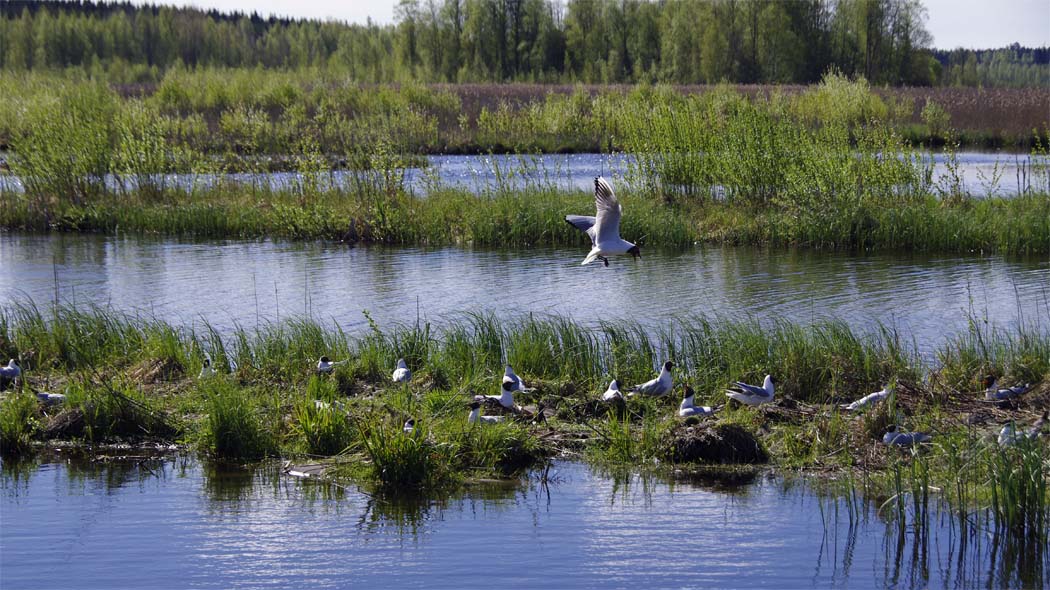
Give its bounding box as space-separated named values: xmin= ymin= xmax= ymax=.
xmin=0 ymin=234 xmax=1047 ymax=355
xmin=3 ymin=460 xmax=1045 ymax=589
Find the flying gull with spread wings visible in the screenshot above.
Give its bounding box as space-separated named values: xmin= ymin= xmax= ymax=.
xmin=565 ymin=177 xmax=641 ymax=267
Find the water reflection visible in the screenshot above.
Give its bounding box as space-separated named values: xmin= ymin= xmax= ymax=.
xmin=2 ymin=456 xmax=1048 ymax=589
xmin=2 ymin=234 xmax=1046 ymax=355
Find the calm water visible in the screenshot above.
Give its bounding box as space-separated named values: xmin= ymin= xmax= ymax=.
xmin=1 ymin=152 xmax=1047 ymax=196
xmin=1 ymin=457 xmax=1044 ymax=589
xmin=1 ymin=233 xmax=1048 ymax=351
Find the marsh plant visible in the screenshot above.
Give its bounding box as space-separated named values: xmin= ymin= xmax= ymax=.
xmin=203 ymin=380 xmax=276 ymax=460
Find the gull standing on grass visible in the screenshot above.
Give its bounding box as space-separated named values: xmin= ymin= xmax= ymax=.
xmin=392 ymin=358 xmax=411 ymax=383
xmin=841 ymin=384 xmax=894 ymax=411
xmin=725 ymin=375 xmax=775 ymax=406
xmin=628 ymin=361 xmax=675 ymax=397
xmin=565 ymin=176 xmax=641 ymax=267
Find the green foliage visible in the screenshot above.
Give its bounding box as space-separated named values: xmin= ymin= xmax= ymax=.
xmin=293 ymin=398 xmax=356 ymax=456
xmin=0 ymin=0 xmax=969 ymax=88
xmin=204 ymin=380 xmax=275 ymax=460
xmin=358 ymin=416 xmax=452 ymax=491
xmin=293 ymin=378 xmax=356 ymax=455
xmin=0 ymin=391 xmax=39 ymax=457
xmin=10 ymin=82 xmax=118 ymax=203
xmin=989 ymin=440 xmax=1048 ymax=539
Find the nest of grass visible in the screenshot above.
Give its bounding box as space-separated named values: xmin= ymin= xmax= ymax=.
xmin=129 ymin=357 xmax=184 ymax=383
xmin=663 ymin=423 xmax=769 ymax=464
xmin=42 ymin=408 xmax=85 ymax=438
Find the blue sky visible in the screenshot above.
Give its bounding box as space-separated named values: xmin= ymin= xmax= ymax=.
xmin=127 ymin=0 xmax=1049 ymax=49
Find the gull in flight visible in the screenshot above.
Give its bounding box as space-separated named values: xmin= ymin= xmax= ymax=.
xmin=503 ymin=365 xmax=535 ymax=393
xmin=841 ymin=384 xmax=894 ymax=411
xmin=628 ymin=361 xmax=675 ymax=397
xmin=392 ymin=358 xmax=412 ymax=383
xmin=882 ymin=425 xmax=932 ymax=446
xmin=678 ymin=386 xmax=717 ymax=418
xmin=982 ymin=375 xmax=1030 ymax=401
xmin=565 ymin=176 xmax=641 ymax=267
xmin=468 ymin=401 xmax=505 ymax=424
xmin=601 ymin=379 xmax=624 ymax=402
xmin=725 ymin=375 xmax=775 ymax=406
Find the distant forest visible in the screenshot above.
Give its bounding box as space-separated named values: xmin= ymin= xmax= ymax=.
xmin=1 ymin=0 xmax=1047 ymax=87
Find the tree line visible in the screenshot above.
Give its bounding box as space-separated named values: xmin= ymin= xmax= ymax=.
xmin=0 ymin=0 xmax=1046 ymax=87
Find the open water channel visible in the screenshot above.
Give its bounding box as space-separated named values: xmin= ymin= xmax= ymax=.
xmin=2 ymin=456 xmax=1046 ymax=589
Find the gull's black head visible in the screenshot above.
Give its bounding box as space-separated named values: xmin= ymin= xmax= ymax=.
xmin=683 ymin=385 xmax=694 ymax=399
xmin=469 ymin=401 xmax=481 ymax=410
xmin=203 ymin=358 xmax=211 ymax=367
xmin=663 ymin=361 xmax=675 ymax=371
xmin=628 ymin=245 xmax=641 ymax=259
xmin=886 ymin=425 xmax=899 ymax=433
xmin=320 ymin=356 xmax=331 ymax=363
xmin=405 ymin=419 xmax=415 ymax=427
xmin=502 ymin=380 xmax=515 ymax=392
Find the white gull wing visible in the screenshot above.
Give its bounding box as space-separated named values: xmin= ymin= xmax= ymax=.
xmin=842 ymin=386 xmax=891 ymax=411
xmin=731 ymin=381 xmax=772 ymax=398
xmin=593 ymin=177 xmax=622 ymax=245
xmin=565 ymin=215 xmax=597 ymax=245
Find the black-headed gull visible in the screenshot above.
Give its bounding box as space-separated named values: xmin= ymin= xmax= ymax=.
xmin=882 ymin=425 xmax=931 ymax=446
xmin=678 ymin=386 xmax=717 ymax=417
xmin=0 ymin=359 xmax=20 ymax=390
xmin=36 ymin=391 xmax=66 ymax=405
xmin=999 ymin=411 xmax=1048 ymax=446
xmin=982 ymin=375 xmax=1030 ymax=401
xmin=725 ymin=375 xmax=775 ymax=405
xmin=392 ymin=358 xmax=411 ymax=383
xmin=316 ymin=356 xmax=346 ymax=374
xmin=628 ymin=361 xmax=675 ymax=397
xmin=199 ymin=357 xmax=215 ymax=379
xmin=477 ymin=380 xmax=516 ymax=409
xmin=841 ymin=384 xmax=893 ymax=411
xmin=565 ymin=176 xmax=641 ymax=267
xmin=503 ymin=365 xmax=535 ymax=393
xmin=601 ymin=379 xmax=624 ymax=402
xmin=403 ymin=419 xmax=416 ymax=433
xmin=468 ymin=401 xmax=505 ymax=424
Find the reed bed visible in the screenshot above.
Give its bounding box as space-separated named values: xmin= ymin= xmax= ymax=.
xmin=2 ymin=72 xmax=1046 ymax=154
xmin=3 ymin=181 xmax=1047 ymax=254
xmin=2 ymin=301 xmax=1048 ymax=529
xmin=4 ymin=73 xmax=1047 ymax=254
